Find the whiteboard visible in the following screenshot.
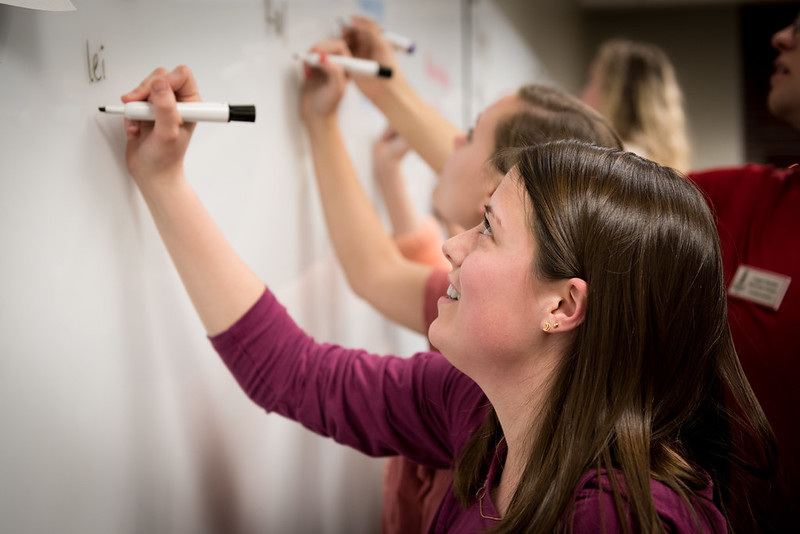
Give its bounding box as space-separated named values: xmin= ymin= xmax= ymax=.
xmin=0 ymin=1 xmax=464 ymax=532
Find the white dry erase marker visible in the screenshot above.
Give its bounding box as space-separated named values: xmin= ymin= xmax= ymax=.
xmin=98 ymin=102 xmax=256 ymax=122
xmin=336 ymin=18 xmax=415 ymax=54
xmin=295 ymin=52 xmax=392 ymax=78
xmin=381 ymin=30 xmax=416 ymax=54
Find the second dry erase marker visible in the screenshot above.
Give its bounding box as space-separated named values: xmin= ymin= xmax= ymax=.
xmin=295 ymin=52 xmax=392 ymax=78
xmin=98 ymin=102 xmax=256 ymax=122
xmin=337 ymin=18 xmax=416 ymax=53
xmin=381 ymin=30 xmax=416 ymax=54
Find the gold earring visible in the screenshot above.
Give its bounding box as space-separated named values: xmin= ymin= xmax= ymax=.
xmin=543 ymin=322 xmax=551 ymax=332
xmin=553 ymin=322 xmax=559 ymax=328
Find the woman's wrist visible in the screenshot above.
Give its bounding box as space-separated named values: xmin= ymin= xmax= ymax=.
xmin=133 ymin=167 xmax=189 ymax=205
xmin=367 ymin=74 xmax=413 ymax=114
xmin=374 ymin=161 xmax=403 ymax=182
xmin=304 ymin=114 xmax=340 ymax=140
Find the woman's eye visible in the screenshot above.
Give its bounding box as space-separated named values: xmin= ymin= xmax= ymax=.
xmin=481 ymin=215 xmax=492 ymax=236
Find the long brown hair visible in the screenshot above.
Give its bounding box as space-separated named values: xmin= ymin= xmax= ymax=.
xmin=454 ymin=141 xmax=776 ymax=533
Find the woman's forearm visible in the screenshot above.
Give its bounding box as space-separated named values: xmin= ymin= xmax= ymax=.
xmin=305 ymin=117 xmax=432 ymax=334
xmin=136 ymin=172 xmax=264 ymax=336
xmin=370 ymin=78 xmax=462 ymax=174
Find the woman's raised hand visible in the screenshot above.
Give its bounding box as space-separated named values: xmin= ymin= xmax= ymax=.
xmin=299 ymin=39 xmax=350 ymax=125
xmin=121 ymin=65 xmax=200 ymax=187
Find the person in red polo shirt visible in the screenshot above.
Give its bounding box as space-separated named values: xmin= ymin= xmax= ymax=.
xmin=688 ymin=11 xmax=800 ymax=530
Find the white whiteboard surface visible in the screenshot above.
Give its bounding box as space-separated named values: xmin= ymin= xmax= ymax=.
xmin=0 ymin=1 xmax=464 ymax=532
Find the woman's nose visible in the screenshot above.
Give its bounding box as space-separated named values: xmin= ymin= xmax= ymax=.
xmin=442 ymin=225 xmax=478 ymax=268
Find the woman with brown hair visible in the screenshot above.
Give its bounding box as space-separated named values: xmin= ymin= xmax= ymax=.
xmin=119 ymin=64 xmax=776 ymax=532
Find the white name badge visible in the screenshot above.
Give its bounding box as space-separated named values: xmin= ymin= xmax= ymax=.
xmin=728 ymin=264 xmax=791 ymax=311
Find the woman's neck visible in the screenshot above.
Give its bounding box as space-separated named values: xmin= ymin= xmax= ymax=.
xmin=481 ymin=350 xmax=561 ymax=516
xmin=489 ymin=400 xmax=537 ymax=515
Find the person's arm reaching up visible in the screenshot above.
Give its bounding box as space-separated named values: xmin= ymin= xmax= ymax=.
xmin=300 ymin=42 xmax=434 ymax=335
xmin=122 ymin=66 xmax=264 ymax=336
xmin=343 ymin=15 xmax=462 ymax=174
xmin=372 ymin=126 xmax=419 ymax=237
xmin=372 ymin=126 xmax=450 ymax=270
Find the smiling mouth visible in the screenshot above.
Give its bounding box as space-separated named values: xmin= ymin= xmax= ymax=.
xmin=446 ymin=284 xmax=461 ymax=301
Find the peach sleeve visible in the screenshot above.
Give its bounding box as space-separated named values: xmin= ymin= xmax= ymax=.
xmin=394 ymin=216 xmax=450 ymax=270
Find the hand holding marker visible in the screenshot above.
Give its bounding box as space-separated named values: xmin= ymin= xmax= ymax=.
xmin=295 ymin=52 xmax=393 ymax=78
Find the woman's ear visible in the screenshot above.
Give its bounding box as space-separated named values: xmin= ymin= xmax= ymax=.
xmin=545 ymin=278 xmax=587 ymax=332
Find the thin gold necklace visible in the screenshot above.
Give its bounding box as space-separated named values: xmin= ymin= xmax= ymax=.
xmin=476 ymin=483 xmax=502 ymax=521
xmin=476 ymin=436 xmax=507 ymax=521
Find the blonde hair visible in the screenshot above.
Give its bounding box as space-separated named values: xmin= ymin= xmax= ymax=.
xmin=591 ymin=38 xmax=691 ymax=172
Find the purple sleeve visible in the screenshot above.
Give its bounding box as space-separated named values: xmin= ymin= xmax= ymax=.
xmin=209 ymin=288 xmax=486 ymax=468
xmin=570 ymin=490 xmax=625 ymax=532
xmin=569 ymin=471 xmax=727 ymax=533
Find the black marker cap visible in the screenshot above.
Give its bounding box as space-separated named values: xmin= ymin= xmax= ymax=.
xmin=229 ymin=105 xmax=256 ymax=122
xmin=378 ymin=66 xmax=393 ymax=78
